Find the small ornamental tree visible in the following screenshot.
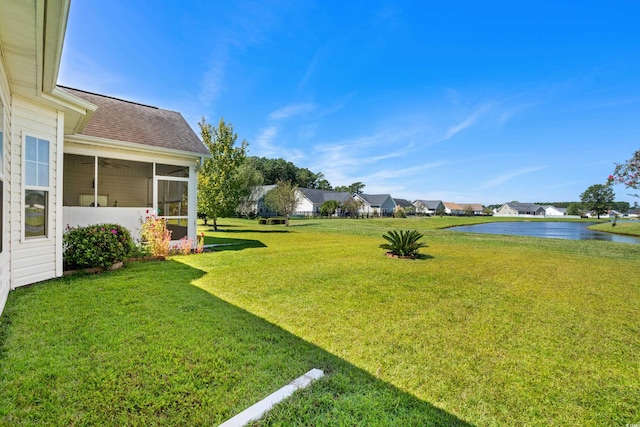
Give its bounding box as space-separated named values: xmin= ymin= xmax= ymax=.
xmin=380 ymin=229 xmax=427 ymax=258
xmin=197 ymin=118 xmax=248 ymax=230
xmin=263 ymin=180 xmax=300 ymax=226
xmin=341 ymin=196 xmax=364 ymax=218
xmin=320 ymin=199 xmax=341 ymax=217
xmin=609 ymin=149 xmax=639 ymax=198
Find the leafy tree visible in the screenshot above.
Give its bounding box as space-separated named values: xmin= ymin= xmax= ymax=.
xmin=334 ymin=182 xmax=366 ymax=194
xmin=566 ymin=202 xmax=583 ymax=216
xmin=235 ymin=163 xmax=264 ymax=218
xmin=316 ymin=178 xmax=333 ymax=190
xmin=341 ymin=196 xmax=364 ymax=218
xmin=246 ymin=156 xmax=325 ymax=188
xmin=320 ymin=199 xmax=341 ymax=216
xmin=609 ymin=149 xmax=639 ymax=198
xmin=463 ymin=205 xmax=474 ymax=216
xmin=580 ymin=183 xmax=614 ymax=219
xmin=197 ymin=118 xmax=248 ymax=231
xmin=264 ymin=180 xmax=300 ymax=226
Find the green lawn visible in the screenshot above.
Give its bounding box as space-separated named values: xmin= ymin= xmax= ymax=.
xmin=589 ymin=219 xmax=640 ymax=237
xmin=1 ymin=217 xmax=639 ymax=426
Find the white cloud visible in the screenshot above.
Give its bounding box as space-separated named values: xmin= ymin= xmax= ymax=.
xmin=269 ymin=103 xmax=316 ymax=120
xmin=443 ymin=102 xmax=495 ymax=141
xmin=477 ymin=166 xmax=548 ymax=190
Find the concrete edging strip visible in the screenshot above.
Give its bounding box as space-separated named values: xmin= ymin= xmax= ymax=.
xmin=218 ymin=368 xmax=325 ymax=427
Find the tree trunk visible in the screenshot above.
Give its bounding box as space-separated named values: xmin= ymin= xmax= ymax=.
xmin=212 ymin=216 xmax=218 ymax=231
xmin=285 ymin=215 xmax=289 ymax=226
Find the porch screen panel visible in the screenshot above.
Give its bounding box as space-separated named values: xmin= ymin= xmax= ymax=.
xmin=157 ymin=179 xmax=188 ymax=240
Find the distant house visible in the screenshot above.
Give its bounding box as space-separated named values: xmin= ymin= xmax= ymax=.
xmin=295 ymin=188 xmax=352 ymax=216
xmin=444 ymin=202 xmax=484 ymax=216
xmin=393 ymin=198 xmax=414 ymax=213
xmin=628 ymin=208 xmax=640 ymax=218
xmin=354 ymin=194 xmax=396 ymax=216
xmin=251 ymin=185 xmax=278 ymax=217
xmin=413 ymin=200 xmax=445 ymax=215
xmin=544 ymin=206 xmax=567 ymax=216
xmin=495 ymin=202 xmax=545 ymax=217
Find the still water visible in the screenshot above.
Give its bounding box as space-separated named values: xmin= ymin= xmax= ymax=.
xmin=448 ymin=221 xmax=640 ymax=244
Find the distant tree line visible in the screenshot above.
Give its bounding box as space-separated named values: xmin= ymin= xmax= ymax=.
xmin=245 ymin=156 xmax=365 ymax=193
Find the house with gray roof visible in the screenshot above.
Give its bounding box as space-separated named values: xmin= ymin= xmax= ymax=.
xmin=296 ymin=188 xmax=352 ymax=216
xmin=413 ymin=200 xmax=445 ymax=215
xmin=354 ymin=193 xmax=396 ymax=217
xmin=495 ymin=202 xmax=545 ymax=217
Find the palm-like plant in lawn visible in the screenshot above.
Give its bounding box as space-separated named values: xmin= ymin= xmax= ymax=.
xmin=380 ymin=229 xmax=427 ymax=258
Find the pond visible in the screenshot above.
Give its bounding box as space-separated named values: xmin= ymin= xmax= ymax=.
xmin=448 ymin=221 xmax=640 ymax=244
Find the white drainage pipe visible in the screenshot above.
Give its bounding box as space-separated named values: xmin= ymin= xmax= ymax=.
xmin=218 ymin=368 xmax=325 ymax=427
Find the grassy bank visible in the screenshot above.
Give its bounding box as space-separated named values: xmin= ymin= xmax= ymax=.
xmin=589 ymin=219 xmax=640 ymax=237
xmin=1 ymin=217 xmax=639 ymax=425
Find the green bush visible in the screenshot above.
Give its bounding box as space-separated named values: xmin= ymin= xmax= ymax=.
xmin=380 ymin=229 xmax=427 ymax=257
xmin=63 ymin=223 xmax=136 ymax=270
xmin=266 ymin=217 xmax=286 ymax=225
xmin=258 ymin=217 xmax=267 ymax=225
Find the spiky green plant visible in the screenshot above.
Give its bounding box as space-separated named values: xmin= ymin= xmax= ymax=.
xmin=379 ymin=229 xmax=427 ymax=257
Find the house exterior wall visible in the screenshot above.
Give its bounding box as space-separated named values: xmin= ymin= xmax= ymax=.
xmin=295 ymin=195 xmax=315 ymax=214
xmin=380 ymin=197 xmax=396 ymax=214
xmin=0 ymin=57 xmax=11 ymax=313
xmin=10 ymin=96 xmax=63 ymax=288
xmin=495 ymin=204 xmax=518 ymax=216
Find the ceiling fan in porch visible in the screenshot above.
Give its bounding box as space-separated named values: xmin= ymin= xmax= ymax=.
xmin=81 ymin=158 xmax=130 ymax=169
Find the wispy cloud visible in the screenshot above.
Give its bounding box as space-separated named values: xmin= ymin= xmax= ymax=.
xmin=253 ymin=125 xmax=279 ymax=156
xmin=269 ymin=103 xmax=316 ymax=120
xmin=199 ymin=51 xmax=227 ymax=107
xmin=443 ymin=102 xmax=495 ymax=141
xmin=477 ymin=166 xmax=548 ymax=190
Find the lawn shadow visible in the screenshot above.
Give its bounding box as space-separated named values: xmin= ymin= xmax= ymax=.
xmin=0 ymin=259 xmax=475 ymax=426
xmin=213 ymin=228 xmax=292 ymax=234
xmin=202 ymin=235 xmax=267 ymax=252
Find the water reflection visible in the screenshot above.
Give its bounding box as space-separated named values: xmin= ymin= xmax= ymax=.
xmin=449 ymin=221 xmax=640 ymax=244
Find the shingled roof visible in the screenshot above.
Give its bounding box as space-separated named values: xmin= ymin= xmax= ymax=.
xmin=60 ymin=86 xmax=210 ymax=156
xmin=298 ymin=188 xmax=352 ymax=204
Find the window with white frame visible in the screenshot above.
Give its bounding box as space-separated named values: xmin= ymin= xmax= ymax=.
xmin=25 ymin=135 xmax=50 ymax=238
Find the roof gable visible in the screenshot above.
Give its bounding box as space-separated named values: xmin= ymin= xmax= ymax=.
xmin=358 ymin=194 xmax=393 ymax=206
xmin=60 ymin=86 xmax=209 ymax=156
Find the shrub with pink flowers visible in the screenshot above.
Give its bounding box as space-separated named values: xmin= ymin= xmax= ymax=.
xmin=140 ymin=213 xmax=172 ymax=257
xmin=63 ymin=223 xmax=135 ymax=270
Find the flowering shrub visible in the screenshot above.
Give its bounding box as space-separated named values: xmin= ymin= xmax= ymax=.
xmin=140 ymin=213 xmax=171 ymax=257
xmin=63 ymin=223 xmax=135 ymax=270
xmin=177 ymin=236 xmax=194 ymax=255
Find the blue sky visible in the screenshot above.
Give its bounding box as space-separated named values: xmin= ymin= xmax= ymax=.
xmin=58 ymin=1 xmax=640 ymax=205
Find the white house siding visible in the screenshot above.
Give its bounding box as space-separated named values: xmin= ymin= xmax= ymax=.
xmin=0 ymin=61 xmax=11 ymax=313
xmin=10 ymin=96 xmax=62 ymax=288
xmin=495 ymin=205 xmax=518 ymax=216
xmin=295 ymin=196 xmax=314 ymax=214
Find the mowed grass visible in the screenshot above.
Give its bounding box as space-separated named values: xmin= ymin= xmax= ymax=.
xmin=1 ymin=217 xmax=639 ymax=425
xmin=589 ymin=219 xmax=640 ymax=237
